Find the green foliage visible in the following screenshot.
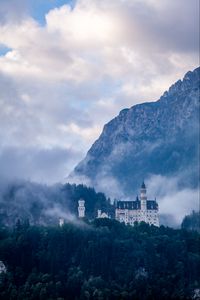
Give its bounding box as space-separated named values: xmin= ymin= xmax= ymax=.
xmin=0 ymin=220 xmax=199 ymax=299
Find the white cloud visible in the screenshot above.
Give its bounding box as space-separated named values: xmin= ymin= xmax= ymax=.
xmin=0 ymin=0 xmax=198 ymax=83
xmin=46 ymin=4 xmax=118 ymax=44
xmin=59 ymin=123 xmax=101 ymax=143
xmin=0 ymin=0 xmax=198 ymax=183
xmin=147 ymin=175 xmax=199 ymax=226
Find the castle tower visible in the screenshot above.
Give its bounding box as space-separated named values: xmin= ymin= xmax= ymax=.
xmin=140 ymin=181 xmax=147 ymax=211
xmin=59 ymin=218 xmax=64 ymax=227
xmin=97 ymin=209 xmax=102 ymax=218
xmin=78 ymin=199 xmax=85 ymax=218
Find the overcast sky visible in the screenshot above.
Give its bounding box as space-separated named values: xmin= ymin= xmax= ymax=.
xmin=0 ymin=0 xmax=199 ymax=184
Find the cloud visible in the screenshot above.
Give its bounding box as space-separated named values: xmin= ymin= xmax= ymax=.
xmin=0 ymin=146 xmax=81 ymax=184
xmin=146 ymin=175 xmax=199 ymax=227
xmin=0 ymin=0 xmax=28 ymax=24
xmin=69 ymin=170 xmax=199 ymax=227
xmin=0 ymin=0 xmax=198 ymax=183
xmin=0 ymin=0 xmax=198 ymax=83
xmin=0 ymin=179 xmax=88 ymax=227
xmin=45 ymin=205 xmax=89 ymax=227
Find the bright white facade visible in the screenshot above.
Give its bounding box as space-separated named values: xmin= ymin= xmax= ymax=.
xmin=78 ymin=199 xmax=85 ymax=218
xmin=0 ymin=261 xmax=6 ymax=274
xmin=115 ymin=182 xmax=159 ymax=226
xmin=97 ymin=209 xmax=109 ymax=218
xmin=59 ymin=218 xmax=64 ymax=227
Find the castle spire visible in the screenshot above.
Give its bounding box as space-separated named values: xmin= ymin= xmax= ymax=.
xmin=140 ymin=181 xmax=147 ymax=212
xmin=141 ymin=181 xmax=146 ymax=189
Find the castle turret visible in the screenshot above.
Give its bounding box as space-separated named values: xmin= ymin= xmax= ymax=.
xmin=140 ymin=181 xmax=147 ymax=212
xmin=59 ymin=218 xmax=64 ymax=227
xmin=78 ymin=199 xmax=85 ymax=218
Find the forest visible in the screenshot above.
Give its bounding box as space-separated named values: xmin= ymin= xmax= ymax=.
xmin=0 ymin=218 xmax=199 ymax=300
xmin=0 ymin=181 xmax=113 ymax=227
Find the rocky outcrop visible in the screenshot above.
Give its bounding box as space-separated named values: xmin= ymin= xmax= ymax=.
xmin=71 ymin=67 xmax=200 ymax=196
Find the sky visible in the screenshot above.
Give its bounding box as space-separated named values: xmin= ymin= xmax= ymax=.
xmin=0 ymin=0 xmax=199 ymax=184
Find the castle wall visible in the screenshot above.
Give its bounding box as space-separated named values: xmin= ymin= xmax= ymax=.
xmin=115 ymin=208 xmax=159 ymax=227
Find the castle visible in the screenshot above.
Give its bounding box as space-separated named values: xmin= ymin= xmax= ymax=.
xmin=78 ymin=182 xmax=159 ymax=227
xmin=115 ymin=182 xmax=159 ymax=226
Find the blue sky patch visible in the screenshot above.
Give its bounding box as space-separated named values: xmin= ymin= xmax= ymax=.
xmin=0 ymin=45 xmax=12 ymax=56
xmin=29 ymin=0 xmax=76 ymax=25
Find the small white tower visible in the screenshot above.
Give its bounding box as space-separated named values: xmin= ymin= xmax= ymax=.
xmin=59 ymin=218 xmax=64 ymax=227
xmin=0 ymin=261 xmax=6 ymax=274
xmin=78 ymin=199 xmax=85 ymax=218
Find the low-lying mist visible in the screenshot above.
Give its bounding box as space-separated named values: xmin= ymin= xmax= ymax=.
xmin=146 ymin=175 xmax=199 ymax=227
xmin=0 ymin=173 xmax=198 ymax=228
xmin=69 ymin=171 xmax=199 ymax=228
xmin=0 ymin=178 xmax=112 ymax=227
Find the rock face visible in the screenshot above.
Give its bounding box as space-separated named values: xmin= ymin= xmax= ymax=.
xmin=71 ymin=67 xmax=200 ymax=196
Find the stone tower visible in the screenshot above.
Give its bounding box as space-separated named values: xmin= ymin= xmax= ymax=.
xmin=78 ymin=199 xmax=85 ymax=218
xmin=59 ymin=218 xmax=64 ymax=227
xmin=140 ymin=181 xmax=147 ymax=221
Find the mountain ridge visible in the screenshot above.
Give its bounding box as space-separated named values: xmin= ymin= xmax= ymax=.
xmin=70 ymin=67 xmax=199 ymax=196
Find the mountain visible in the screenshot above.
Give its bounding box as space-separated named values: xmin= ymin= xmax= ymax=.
xmin=71 ymin=67 xmax=200 ymax=196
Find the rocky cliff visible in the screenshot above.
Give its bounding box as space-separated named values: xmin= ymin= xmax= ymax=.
xmin=71 ymin=67 xmax=200 ymax=196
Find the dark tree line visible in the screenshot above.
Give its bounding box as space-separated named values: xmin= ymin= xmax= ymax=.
xmin=0 ymin=219 xmax=199 ymax=300
xmin=181 ymin=211 xmax=200 ymax=233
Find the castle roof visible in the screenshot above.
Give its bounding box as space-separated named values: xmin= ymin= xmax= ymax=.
xmin=141 ymin=181 xmax=146 ymax=189
xmin=117 ymin=200 xmax=141 ymax=210
xmin=116 ymin=199 xmax=158 ymax=210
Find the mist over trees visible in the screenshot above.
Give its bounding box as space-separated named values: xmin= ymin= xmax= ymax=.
xmin=0 ymin=180 xmax=113 ymax=227
xmin=0 ymin=181 xmax=199 ymax=299
xmin=0 ymin=179 xmax=198 ymax=229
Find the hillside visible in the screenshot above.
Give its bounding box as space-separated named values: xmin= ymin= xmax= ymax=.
xmin=0 ymin=220 xmax=199 ymax=299
xmin=0 ymin=180 xmax=112 ymax=227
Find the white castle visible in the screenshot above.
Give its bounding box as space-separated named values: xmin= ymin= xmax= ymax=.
xmin=77 ymin=182 xmax=159 ymax=226
xmin=115 ymin=182 xmax=159 ymax=226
